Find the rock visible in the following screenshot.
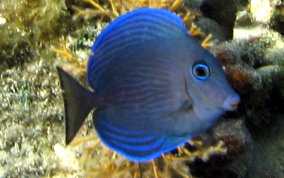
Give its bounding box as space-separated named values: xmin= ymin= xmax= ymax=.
xmin=271 ymin=3 xmax=284 ymax=35
xmin=250 ymin=0 xmax=275 ymax=24
xmin=185 ymin=0 xmax=249 ymax=41
xmin=199 ymin=0 xmax=248 ymax=40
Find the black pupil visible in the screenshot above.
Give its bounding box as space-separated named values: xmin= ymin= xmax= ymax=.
xmin=196 ymin=67 xmax=207 ymax=76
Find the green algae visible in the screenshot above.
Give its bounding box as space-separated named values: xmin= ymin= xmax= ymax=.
xmin=0 ymin=0 xmax=69 ymax=69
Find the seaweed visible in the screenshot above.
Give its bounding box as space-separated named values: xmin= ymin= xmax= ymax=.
xmin=0 ymin=0 xmax=69 ymax=69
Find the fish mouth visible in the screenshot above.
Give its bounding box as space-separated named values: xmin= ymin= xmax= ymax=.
xmin=230 ymin=102 xmax=239 ymax=110
xmin=222 ymin=94 xmax=240 ymax=111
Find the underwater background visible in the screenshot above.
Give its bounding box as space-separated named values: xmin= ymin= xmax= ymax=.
xmin=0 ymin=0 xmax=283 ymax=177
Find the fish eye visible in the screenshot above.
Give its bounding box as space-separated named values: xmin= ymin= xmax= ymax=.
xmin=192 ymin=63 xmax=210 ymax=80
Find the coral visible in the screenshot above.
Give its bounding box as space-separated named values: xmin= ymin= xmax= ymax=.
xmin=62 ymin=134 xmax=228 ymax=177
xmin=72 ymin=0 xmax=185 ymax=20
xmin=52 ymin=41 xmax=87 ymax=77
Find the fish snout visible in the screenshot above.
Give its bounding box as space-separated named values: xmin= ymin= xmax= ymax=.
xmin=223 ymin=94 xmax=240 ymax=111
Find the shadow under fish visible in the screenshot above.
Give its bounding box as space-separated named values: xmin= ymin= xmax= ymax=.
xmin=57 ymin=8 xmax=240 ymax=162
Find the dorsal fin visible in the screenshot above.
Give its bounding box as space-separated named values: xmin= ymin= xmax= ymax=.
xmin=87 ymin=8 xmax=189 ymax=88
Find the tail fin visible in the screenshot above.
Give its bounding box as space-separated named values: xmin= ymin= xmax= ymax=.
xmin=57 ymin=67 xmax=97 ymax=145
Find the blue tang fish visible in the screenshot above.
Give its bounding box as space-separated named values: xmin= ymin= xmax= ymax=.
xmin=57 ymin=8 xmax=240 ymax=162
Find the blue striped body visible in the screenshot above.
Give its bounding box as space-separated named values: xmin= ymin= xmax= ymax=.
xmin=84 ymin=8 xmax=240 ymax=162
xmin=91 ymin=39 xmax=195 ymax=161
xmin=87 ymin=8 xmax=188 ymax=89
